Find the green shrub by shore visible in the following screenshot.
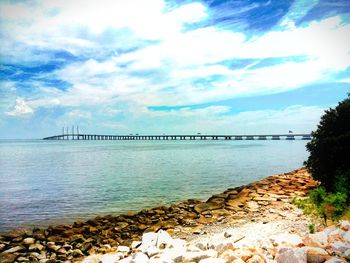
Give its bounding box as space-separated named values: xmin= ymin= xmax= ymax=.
xmin=304 ymin=94 xmax=350 ymax=194
xmin=297 ymin=94 xmax=350 ymax=225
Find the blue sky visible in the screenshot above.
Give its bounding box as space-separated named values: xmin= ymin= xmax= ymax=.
xmin=0 ymin=0 xmax=349 ymax=138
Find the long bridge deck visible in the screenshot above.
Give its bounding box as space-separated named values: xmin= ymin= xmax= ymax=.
xmin=43 ymin=133 xmax=312 ymax=141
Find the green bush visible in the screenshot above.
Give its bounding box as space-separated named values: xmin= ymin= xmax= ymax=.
xmin=293 ymin=186 xmax=348 ymax=225
xmin=304 ymin=94 xmax=350 ymax=194
xmin=308 ymin=223 xmax=315 ymax=233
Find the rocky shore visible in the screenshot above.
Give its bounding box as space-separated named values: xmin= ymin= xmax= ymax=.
xmin=83 ymin=220 xmax=350 ymax=263
xmin=0 ymin=167 xmax=333 ymax=263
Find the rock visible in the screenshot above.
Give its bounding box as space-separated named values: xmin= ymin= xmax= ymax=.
xmin=3 ymin=228 xmax=30 ymax=239
xmin=197 ymin=216 xmax=215 ymax=225
xmin=219 ymin=249 xmax=244 ymax=262
xmin=224 ymin=232 xmax=231 ymax=238
xmin=131 ymin=241 xmax=142 ymax=249
xmin=199 ymin=258 xmax=226 ymax=263
xmin=145 ymin=224 xmax=162 ymax=233
xmin=270 ymin=233 xmax=303 ymax=247
xmin=206 ymin=197 xmax=225 ymax=208
xmin=234 ymin=249 xmax=253 ymax=261
xmin=47 ymin=235 xmax=66 ymax=243
xmin=307 ymin=232 xmax=329 ymax=247
xmin=29 ymin=243 xmax=44 ymax=252
xmin=22 ymin=237 xmax=35 ymax=246
xmin=331 ymin=241 xmax=350 ymax=254
xmin=183 ymin=250 xmax=218 ymax=262
xmin=32 ymin=230 xmax=46 ymax=241
xmin=36 ymin=251 xmax=47 ymax=260
xmin=343 ymin=231 xmax=350 ymax=243
xmin=225 ymin=199 xmax=245 ymax=209
xmin=145 ymin=245 xmax=159 ymax=258
xmin=132 ymin=252 xmax=149 ymax=262
xmin=80 ymin=242 xmax=93 ymax=253
xmin=194 ymin=203 xmax=221 ymax=213
xmin=275 ymin=248 xmax=307 ymax=263
xmin=246 ymin=255 xmax=265 ymax=263
xmin=16 ymin=256 xmax=29 ymax=262
xmin=344 ymin=248 xmax=350 ymax=257
xmin=139 ymin=232 xmax=157 ymax=253
xmin=196 ymin=242 xmax=208 ymax=250
xmin=170 ymin=238 xmax=186 ymax=250
xmin=246 ymin=201 xmax=260 ymax=211
xmin=115 ymin=222 xmax=129 ymax=230
xmin=187 ymin=244 xmax=203 ymax=252
xmin=81 ymin=255 xmax=103 ymax=263
xmin=214 ymin=242 xmax=234 ymax=255
xmin=2 ymin=245 xmax=25 ymax=253
xmin=57 ymin=247 xmax=67 ymax=254
xmin=101 ymin=252 xmax=124 ymax=262
xmin=46 ymin=242 xmax=60 ymax=252
xmin=339 ymin=221 xmax=350 ymax=231
xmin=303 ymin=246 xmax=330 ymax=263
xmin=119 ymin=256 xmax=133 ymax=263
xmin=156 ymin=230 xmax=173 ymax=249
xmin=118 ymin=245 xmax=130 ymax=253
xmin=0 ymin=244 xmax=5 ymax=251
xmin=324 ymin=258 xmax=346 ymax=263
xmin=71 ymin=248 xmax=84 ymax=258
xmin=0 ymin=253 xmax=17 ymax=263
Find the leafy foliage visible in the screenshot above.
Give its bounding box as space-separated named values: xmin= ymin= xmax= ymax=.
xmin=293 ymin=186 xmax=348 ymax=225
xmin=308 ymin=223 xmax=315 ymax=234
xmin=304 ymin=94 xmax=350 ymax=193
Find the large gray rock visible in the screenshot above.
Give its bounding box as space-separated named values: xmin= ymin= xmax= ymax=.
xmin=308 ymin=232 xmax=329 ymax=247
xmin=303 ymin=246 xmax=330 ymax=263
xmin=324 ymin=258 xmax=346 ymax=263
xmin=331 ymin=241 xmax=350 ymax=254
xmin=275 ymin=248 xmax=307 ymax=263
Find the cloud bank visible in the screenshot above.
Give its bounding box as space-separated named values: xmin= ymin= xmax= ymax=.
xmin=0 ymin=0 xmax=349 ymax=138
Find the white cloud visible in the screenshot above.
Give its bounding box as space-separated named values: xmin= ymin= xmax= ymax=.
xmin=339 ymin=78 xmax=350 ymax=84
xmin=1 ymin=0 xmax=348 ymax=127
xmin=67 ymin=110 xmax=92 ymax=120
xmin=55 ymin=59 xmax=120 ymax=83
xmin=6 ymin=98 xmax=34 ymax=117
xmin=0 ymin=0 xmax=208 ymax=62
xmin=147 ymin=105 xmax=231 ymax=117
xmin=143 ymin=105 xmax=325 ymax=134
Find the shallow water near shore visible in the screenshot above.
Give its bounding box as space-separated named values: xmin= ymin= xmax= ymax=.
xmin=0 ymin=139 xmax=308 ymax=232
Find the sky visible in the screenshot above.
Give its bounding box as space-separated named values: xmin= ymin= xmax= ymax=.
xmin=0 ymin=0 xmax=349 ymax=139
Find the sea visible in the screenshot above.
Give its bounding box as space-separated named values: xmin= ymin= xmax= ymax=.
xmin=0 ymin=139 xmax=309 ymax=232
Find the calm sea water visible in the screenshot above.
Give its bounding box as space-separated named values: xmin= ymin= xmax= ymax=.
xmin=0 ymin=139 xmax=309 ymax=232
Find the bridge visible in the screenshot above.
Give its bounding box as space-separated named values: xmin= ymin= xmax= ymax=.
xmin=43 ymin=133 xmax=312 ymax=141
